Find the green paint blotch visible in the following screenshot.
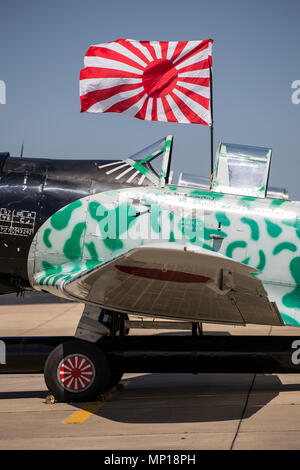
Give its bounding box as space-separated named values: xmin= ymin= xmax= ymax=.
xmin=282 ymin=257 xmax=300 ymax=309
xmin=51 ymin=200 xmax=82 ymax=231
xmin=273 ymin=242 xmax=297 ymax=255
xmin=190 ymin=190 xmax=224 ymax=199
xmin=85 ymin=241 xmax=101 ymax=269
xmin=43 ymin=228 xmax=52 ymax=248
xmin=63 ymin=222 xmax=86 ymax=261
xmin=265 ymin=219 xmax=282 ymax=238
xmin=271 ymin=200 xmax=286 ymax=207
xmin=241 ymin=217 xmax=259 ymax=241
xmin=215 ymin=212 xmax=230 ymax=227
xmin=280 ymin=313 xmax=300 ymax=326
xmin=226 ymin=241 xmax=247 ymax=258
xmin=89 ymin=201 xmax=136 ymax=251
xmin=256 ymin=250 xmax=266 ymax=271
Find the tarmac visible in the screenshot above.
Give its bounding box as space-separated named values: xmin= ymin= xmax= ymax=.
xmin=1 ymin=291 xmax=300 ymax=450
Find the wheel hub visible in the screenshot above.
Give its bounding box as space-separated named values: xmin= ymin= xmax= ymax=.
xmin=57 ymin=353 xmax=95 ymax=392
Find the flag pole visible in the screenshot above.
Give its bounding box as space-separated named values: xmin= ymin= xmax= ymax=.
xmin=209 ymin=64 xmax=214 ymax=184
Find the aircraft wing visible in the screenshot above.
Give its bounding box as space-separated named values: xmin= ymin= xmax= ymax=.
xmin=60 ymin=243 xmax=283 ymax=326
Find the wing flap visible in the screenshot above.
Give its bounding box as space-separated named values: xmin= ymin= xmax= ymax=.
xmin=62 ymin=244 xmax=283 ymax=326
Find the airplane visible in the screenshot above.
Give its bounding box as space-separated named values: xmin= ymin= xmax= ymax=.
xmin=0 ymin=135 xmax=300 ymax=401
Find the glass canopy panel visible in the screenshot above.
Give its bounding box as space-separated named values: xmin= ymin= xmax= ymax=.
xmin=212 ymin=142 xmax=272 ymax=198
xmin=128 ymin=137 xmax=166 ymax=162
xmin=125 ymin=136 xmax=173 ymax=187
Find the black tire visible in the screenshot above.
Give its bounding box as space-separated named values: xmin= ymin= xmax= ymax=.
xmin=105 ymin=371 xmax=124 ymax=390
xmin=44 ymin=340 xmax=111 ymax=402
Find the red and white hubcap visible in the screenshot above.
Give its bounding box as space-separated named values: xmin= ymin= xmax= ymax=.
xmin=58 ymin=354 xmax=95 ymax=393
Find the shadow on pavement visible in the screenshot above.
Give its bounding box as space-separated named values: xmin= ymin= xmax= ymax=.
xmin=68 ymin=373 xmax=300 ymax=424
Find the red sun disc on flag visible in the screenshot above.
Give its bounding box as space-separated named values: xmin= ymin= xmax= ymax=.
xmin=80 ymin=38 xmax=213 ymax=125
xmin=57 ymin=354 xmax=95 ymax=392
xmin=142 ymin=59 xmax=178 ymax=98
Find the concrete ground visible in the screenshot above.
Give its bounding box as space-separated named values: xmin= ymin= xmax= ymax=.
xmin=1 ymin=291 xmax=300 ymax=450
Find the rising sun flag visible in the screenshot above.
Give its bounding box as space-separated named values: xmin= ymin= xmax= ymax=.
xmin=80 ymin=39 xmax=213 ymax=125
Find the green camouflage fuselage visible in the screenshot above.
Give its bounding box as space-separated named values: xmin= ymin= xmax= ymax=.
xmin=28 ymin=184 xmax=300 ymax=327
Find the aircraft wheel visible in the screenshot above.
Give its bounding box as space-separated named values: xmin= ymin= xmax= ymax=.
xmin=44 ymin=340 xmax=111 ymax=402
xmin=105 ymin=371 xmax=124 ymax=390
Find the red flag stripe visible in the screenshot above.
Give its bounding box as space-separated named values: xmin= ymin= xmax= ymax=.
xmin=151 ymin=98 xmax=158 ymax=121
xmin=174 ymin=84 xmax=210 ymax=110
xmin=174 ymin=40 xmax=211 ymax=67
xmin=104 ymin=90 xmax=146 ymax=114
xmin=117 ymin=39 xmax=151 ymax=65
xmin=80 ymin=67 xmax=142 ymax=80
xmin=80 ymin=83 xmax=143 ymax=112
xmin=178 ymin=76 xmax=210 ymax=87
xmin=139 ymin=41 xmax=157 ymax=61
xmin=161 ymin=96 xmax=178 ymax=122
xmin=160 ymin=42 xmax=169 ymax=60
xmin=86 ymin=46 xmax=145 ymax=72
xmin=169 ymin=41 xmax=189 ymax=63
xmin=177 ymin=59 xmax=210 ymax=74
xmin=135 ymin=96 xmax=150 ymax=120
xmin=169 ymin=90 xmax=209 ymax=125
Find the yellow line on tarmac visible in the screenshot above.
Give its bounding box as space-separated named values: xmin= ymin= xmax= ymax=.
xmin=63 ymin=401 xmax=105 ymax=424
xmin=62 ymin=384 xmax=128 ymax=424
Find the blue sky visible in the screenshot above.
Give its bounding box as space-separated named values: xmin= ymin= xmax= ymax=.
xmin=0 ymin=0 xmax=299 ymax=197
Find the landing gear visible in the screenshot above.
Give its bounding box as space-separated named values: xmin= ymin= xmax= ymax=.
xmin=44 ymin=312 xmax=202 ymax=402
xmin=100 ymin=310 xmax=130 ymax=336
xmin=44 ymin=340 xmax=111 ymax=402
xmin=107 ymin=370 xmax=124 ymax=390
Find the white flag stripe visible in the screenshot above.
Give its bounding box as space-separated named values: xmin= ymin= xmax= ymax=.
xmin=165 ymin=95 xmax=190 ymax=123
xmin=80 ymin=78 xmax=142 ymax=96
xmin=93 ymin=42 xmax=148 ymax=68
xmin=156 ymin=98 xmax=168 ymax=122
xmin=124 ymin=93 xmax=148 ymax=116
xmin=84 ymin=56 xmax=143 ymax=75
xmin=178 ymin=69 xmax=210 ymax=78
xmin=175 ymin=48 xmax=209 ymax=70
xmin=87 ymin=87 xmax=144 ymax=113
xmin=176 ymin=81 xmax=210 ymax=98
xmin=150 ymin=41 xmax=162 ymax=59
xmin=166 ymin=41 xmax=178 ymax=60
xmin=129 ymin=41 xmax=153 ymax=62
xmin=173 ymin=88 xmax=211 ymax=124
xmin=172 ymin=41 xmax=204 ymax=65
xmin=145 ymin=98 xmax=153 ymax=120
